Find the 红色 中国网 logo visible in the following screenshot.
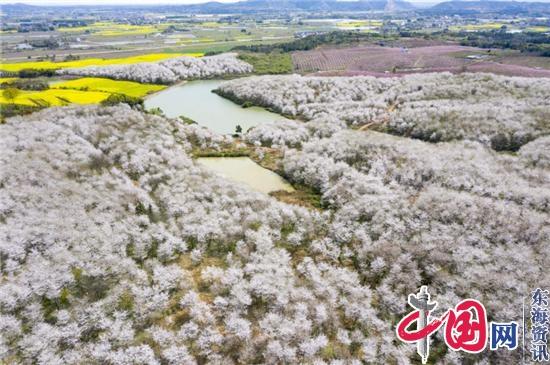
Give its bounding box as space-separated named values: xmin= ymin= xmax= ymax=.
xmin=395 ymin=286 xmax=536 ymax=364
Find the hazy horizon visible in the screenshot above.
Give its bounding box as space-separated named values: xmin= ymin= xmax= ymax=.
xmin=3 ymin=0 xmax=549 ymax=6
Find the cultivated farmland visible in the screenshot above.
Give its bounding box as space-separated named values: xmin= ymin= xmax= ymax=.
xmin=0 ymin=88 xmax=110 ymax=106
xmin=57 ymin=21 xmax=166 ymax=37
xmin=0 ymin=53 xmax=201 ymax=73
xmin=0 ymin=78 xmax=164 ymax=107
xmin=51 ymin=78 xmax=165 ymax=98
xmin=291 ymin=44 xmax=550 ymax=77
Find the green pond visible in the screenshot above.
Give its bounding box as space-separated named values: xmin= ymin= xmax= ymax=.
xmin=197 ymin=157 xmax=295 ymax=194
xmin=144 ymin=79 xmax=288 ymax=135
xmin=146 ymin=80 xmax=295 ymax=194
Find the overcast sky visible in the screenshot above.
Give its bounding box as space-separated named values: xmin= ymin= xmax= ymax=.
xmin=1 ymin=0 xmax=239 ymax=5
xmin=0 ymin=0 xmax=547 ymax=5
xmin=0 ymin=0 xmax=439 ymax=5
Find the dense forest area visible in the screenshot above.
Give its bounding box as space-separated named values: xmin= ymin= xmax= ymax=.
xmin=232 ymin=31 xmax=386 ymax=53
xmin=233 ymin=29 xmax=550 ymax=57
xmin=454 ymin=29 xmax=550 ymax=55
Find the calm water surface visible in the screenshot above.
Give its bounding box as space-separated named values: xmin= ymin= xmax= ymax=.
xmin=145 ymin=79 xmax=288 ymax=135
xmin=197 ymin=157 xmax=295 ymax=194
xmin=147 ymin=80 xmax=295 ymax=194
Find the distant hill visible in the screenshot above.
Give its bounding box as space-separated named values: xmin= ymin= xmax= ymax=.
xmin=0 ymin=0 xmax=416 ymax=15
xmin=427 ymin=1 xmax=550 ymax=15
xmin=0 ymin=3 xmax=38 ymax=14
xmin=180 ymin=0 xmax=416 ymax=13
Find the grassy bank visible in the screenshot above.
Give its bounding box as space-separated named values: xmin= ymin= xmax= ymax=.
xmin=237 ymin=52 xmax=293 ymax=74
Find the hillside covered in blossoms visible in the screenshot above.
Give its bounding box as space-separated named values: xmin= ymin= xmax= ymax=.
xmin=216 ymin=73 xmax=550 ymax=151
xmin=2 ymin=0 xmax=550 ymax=362
xmin=1 ymin=72 xmax=549 ymax=363
xmin=57 ymin=54 xmax=253 ymax=84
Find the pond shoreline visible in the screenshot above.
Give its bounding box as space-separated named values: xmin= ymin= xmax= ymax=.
xmin=144 ymin=79 xmax=291 ymax=135
xmin=197 ymin=156 xmax=295 ymax=195
xmin=212 ymin=87 xmax=299 ymax=121
xmin=144 ymin=78 xmax=319 ymax=206
xmin=143 ymin=79 xmax=186 ymax=101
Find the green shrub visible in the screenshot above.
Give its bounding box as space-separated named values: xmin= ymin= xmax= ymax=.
xmin=117 ymin=291 xmax=135 ymax=312
xmin=0 ymin=103 xmax=41 ymax=119
xmin=179 ymin=115 xmax=197 ymax=125
xmin=101 ymin=93 xmax=143 ymax=107
xmin=18 ymin=68 xmax=56 ymax=78
xmin=0 ymin=79 xmax=49 ymax=91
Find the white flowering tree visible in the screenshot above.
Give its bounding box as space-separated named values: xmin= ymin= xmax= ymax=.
xmin=1 ymin=80 xmax=548 ymax=364
xmin=57 ymin=53 xmax=253 ymax=84
xmin=218 ymin=72 xmax=550 ymax=151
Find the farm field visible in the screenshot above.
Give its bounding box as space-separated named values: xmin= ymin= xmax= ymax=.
xmin=448 ymin=22 xmax=506 ymax=31
xmin=0 ymin=53 xmax=202 ymax=72
xmin=291 ymin=44 xmax=550 ymax=77
xmin=1 ymin=77 xmax=165 ymax=107
xmin=51 ymin=77 xmax=165 ymax=98
xmin=336 ymin=20 xmax=383 ymax=30
xmin=1 ymin=17 xmax=296 ymax=62
xmin=527 ymin=26 xmax=550 ymax=32
xmin=449 ymin=23 xmax=549 ymax=32
xmin=497 ymin=54 xmax=550 ymax=69
xmin=292 ymin=45 xmax=481 ymax=73
xmin=164 ymin=36 xmax=293 ymax=55
xmin=0 ymin=88 xmax=110 ymax=106
xmin=57 ymin=21 xmax=169 ymax=37
xmin=336 ymin=20 xmax=383 ymax=27
xmin=0 ymin=77 xmax=17 ymax=83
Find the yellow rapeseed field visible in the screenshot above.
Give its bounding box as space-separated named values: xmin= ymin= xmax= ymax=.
xmin=52 ymin=77 xmax=165 ymax=98
xmin=1 ymin=77 xmax=165 ymax=106
xmin=449 ymin=23 xmax=507 ymax=31
xmin=336 ymin=20 xmax=383 ymax=28
xmin=0 ymin=53 xmax=203 ymax=73
xmin=527 ymin=26 xmax=550 ymax=32
xmin=57 ymin=21 xmax=181 ymax=36
xmin=200 ymin=22 xmax=224 ymax=28
xmin=0 ymin=89 xmax=111 ymax=107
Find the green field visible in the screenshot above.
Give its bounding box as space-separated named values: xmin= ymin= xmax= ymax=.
xmin=238 ymin=52 xmax=293 ymax=74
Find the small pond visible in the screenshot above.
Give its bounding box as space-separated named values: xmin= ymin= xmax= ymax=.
xmin=144 ymin=79 xmax=288 ymax=135
xmin=197 ymin=157 xmax=295 ymax=194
